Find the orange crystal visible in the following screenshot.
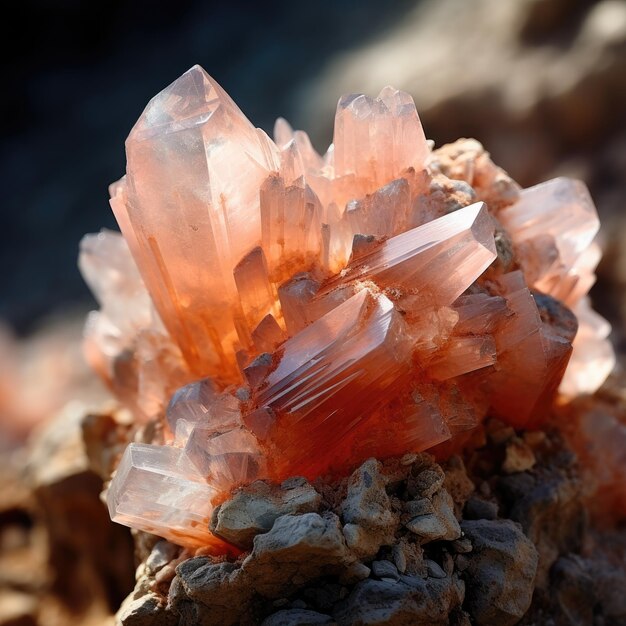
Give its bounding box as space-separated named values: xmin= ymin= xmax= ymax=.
xmin=79 ymin=65 xmax=615 ymax=547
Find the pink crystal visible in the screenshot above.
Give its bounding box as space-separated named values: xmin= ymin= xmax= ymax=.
xmin=115 ymin=65 xmax=280 ymax=382
xmin=108 ymin=443 xmax=229 ymax=550
xmin=318 ymin=200 xmax=496 ymax=309
xmin=499 ymin=176 xmax=612 ymax=396
xmin=76 ymin=66 xmax=617 ymax=548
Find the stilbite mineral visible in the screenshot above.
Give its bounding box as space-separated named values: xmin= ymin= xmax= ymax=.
xmin=80 ymin=65 xmax=615 ymax=548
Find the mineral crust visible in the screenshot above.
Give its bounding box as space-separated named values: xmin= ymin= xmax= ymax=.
xmin=79 ymin=65 xmax=615 ymax=548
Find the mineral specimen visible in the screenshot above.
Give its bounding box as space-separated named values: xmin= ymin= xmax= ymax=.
xmin=79 ymin=65 xmax=615 ymax=548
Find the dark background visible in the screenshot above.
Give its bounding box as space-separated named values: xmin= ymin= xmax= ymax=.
xmin=0 ymin=0 xmax=417 ymax=332
xmin=1 ymin=0 xmax=625 ymax=348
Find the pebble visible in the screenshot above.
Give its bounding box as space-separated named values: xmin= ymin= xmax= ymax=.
xmin=464 ymin=497 xmax=498 ymax=521
xmin=392 ymin=544 xmax=407 ymax=574
xmin=404 ymin=498 xmax=435 ymax=517
xmin=451 ymin=537 xmax=473 ymax=553
xmin=455 ymin=554 xmax=470 ymax=572
xmin=502 ymin=437 xmax=536 ymax=474
xmin=371 ymin=560 xmax=400 ymax=582
xmin=426 ymin=559 xmax=447 ymax=579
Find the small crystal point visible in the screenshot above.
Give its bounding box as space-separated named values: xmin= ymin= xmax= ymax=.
xmin=333 ymin=87 xmax=428 ymax=195
xmin=184 ymin=427 xmax=265 ymax=490
xmin=108 ymin=443 xmax=226 ymax=549
xmin=166 ymin=379 xmax=241 ymax=438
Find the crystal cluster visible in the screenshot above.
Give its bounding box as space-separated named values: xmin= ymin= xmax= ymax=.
xmin=79 ymin=65 xmax=614 ymax=549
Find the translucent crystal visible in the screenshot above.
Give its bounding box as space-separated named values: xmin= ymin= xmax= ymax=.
xmin=82 ymin=67 xmax=617 ymax=549
xmin=560 ymin=298 xmax=615 ymax=396
xmin=118 ymin=65 xmax=280 ymax=381
xmin=184 ymin=427 xmax=265 ymax=490
xmin=333 ymin=86 xmax=429 ymax=195
xmin=246 ymin=288 xmax=415 ymax=478
xmin=166 ymin=379 xmax=241 ymax=438
xmin=318 ymin=201 xmax=497 ymax=310
xmin=107 ymin=443 xmax=226 ymax=549
xmin=79 ymin=230 xmax=190 ymax=420
xmin=500 ymin=177 xmax=614 ymax=393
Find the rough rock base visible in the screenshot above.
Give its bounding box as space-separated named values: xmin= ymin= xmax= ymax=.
xmin=116 ymin=419 xmax=626 ymax=626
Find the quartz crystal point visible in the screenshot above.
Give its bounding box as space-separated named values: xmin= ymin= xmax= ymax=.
xmin=333 ymin=86 xmax=429 ymax=197
xmin=117 ymin=65 xmax=280 ymax=382
xmin=81 ymin=65 xmax=617 ymax=548
xmin=500 ymin=177 xmax=599 ymax=307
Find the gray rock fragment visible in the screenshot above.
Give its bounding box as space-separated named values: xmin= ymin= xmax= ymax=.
xmin=170 ymin=557 xmax=245 ymax=626
xmin=408 ymin=466 xmax=445 ymax=498
xmin=403 ymin=497 xmax=435 ymax=517
xmin=425 ymin=559 xmax=446 ymax=579
xmin=211 ymin=478 xmax=321 ymax=549
xmin=118 ymin=592 xmax=177 ymax=626
xmin=464 ymin=497 xmax=498 ymax=521
xmin=391 ymin=544 xmax=407 ymax=574
xmin=371 ymin=560 xmax=400 ymax=582
xmin=451 ymin=537 xmax=472 ymax=553
xmin=405 ymin=489 xmax=460 ymax=543
xmin=551 ymin=555 xmax=595 ymax=626
xmin=339 ymin=561 xmax=371 ymax=584
xmin=243 ymin=512 xmax=351 ymax=597
xmin=334 ymin=574 xmax=464 ymax=626
xmin=498 ymin=467 xmax=584 ymax=587
xmin=341 ymin=459 xmax=397 ymax=559
xmin=261 ymin=609 xmax=335 ymax=625
xmin=460 ymin=519 xmax=538 ymax=625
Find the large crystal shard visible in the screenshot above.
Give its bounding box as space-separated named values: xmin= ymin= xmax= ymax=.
xmin=485 ymin=272 xmax=576 ymax=428
xmin=107 ymin=443 xmax=228 ymax=549
xmin=118 ymin=65 xmax=280 ymax=381
xmin=318 ymin=201 xmax=497 ymax=310
xmin=245 ymin=289 xmax=415 ymax=478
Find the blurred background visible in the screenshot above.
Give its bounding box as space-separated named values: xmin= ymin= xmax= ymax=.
xmin=0 ymin=0 xmax=625 ymax=623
